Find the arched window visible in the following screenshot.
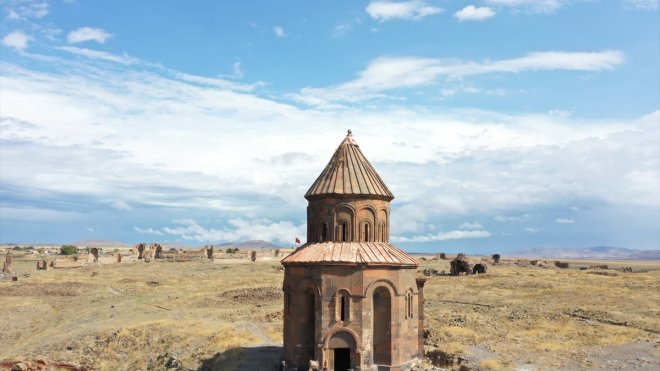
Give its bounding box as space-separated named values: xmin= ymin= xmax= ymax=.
xmin=363 ymin=223 xmax=370 ymax=242
xmin=341 ymin=221 xmax=348 ymax=242
xmin=405 ymin=292 xmax=414 ymax=319
xmin=336 ymin=291 xmax=351 ymax=321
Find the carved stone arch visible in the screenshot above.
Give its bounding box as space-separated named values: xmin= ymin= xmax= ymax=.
xmin=323 ymin=328 xmax=362 ymax=371
xmin=295 ymin=277 xmax=322 ymax=298
xmin=335 ymin=204 xmax=355 ymax=242
xmin=323 ymin=328 xmax=361 ymax=351
xmin=405 ymin=287 xmax=415 ymax=319
xmin=372 ymin=285 xmax=393 ymax=365
xmin=364 ymin=278 xmax=400 ymax=298
xmin=334 ymin=288 xmax=352 ymax=322
xmin=296 ymin=278 xmax=319 ymax=363
xmin=358 ymin=206 xmax=376 ymax=242
xmin=378 ymin=208 xmax=389 ymax=242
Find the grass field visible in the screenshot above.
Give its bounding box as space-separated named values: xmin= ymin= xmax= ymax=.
xmin=1 ymin=256 xmax=658 ymax=370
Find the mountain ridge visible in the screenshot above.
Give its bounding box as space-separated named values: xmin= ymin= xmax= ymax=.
xmin=513 ymin=246 xmax=660 ymax=260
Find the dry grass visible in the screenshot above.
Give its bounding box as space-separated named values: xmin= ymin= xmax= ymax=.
xmin=1 ymin=256 xmax=658 ymax=370
xmin=0 ymin=258 xmax=283 ymax=370
xmin=479 ymin=358 xmax=506 ymax=370
xmin=421 ymin=258 xmax=659 ymax=369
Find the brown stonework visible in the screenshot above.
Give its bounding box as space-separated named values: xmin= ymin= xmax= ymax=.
xmin=282 ymin=131 xmax=422 ymax=371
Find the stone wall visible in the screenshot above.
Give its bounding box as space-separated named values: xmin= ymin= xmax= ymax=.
xmin=306 ymin=197 xmax=391 ymax=244
xmin=282 ymin=264 xmax=421 ymax=370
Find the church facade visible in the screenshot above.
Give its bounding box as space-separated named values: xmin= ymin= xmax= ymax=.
xmin=282 ymin=130 xmax=425 ymax=371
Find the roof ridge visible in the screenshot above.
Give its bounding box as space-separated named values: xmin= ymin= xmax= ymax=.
xmin=304 ymin=130 xmax=394 ymax=200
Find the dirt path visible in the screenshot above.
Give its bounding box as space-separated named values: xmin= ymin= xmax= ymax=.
xmin=208 ymin=322 xmax=281 ymax=371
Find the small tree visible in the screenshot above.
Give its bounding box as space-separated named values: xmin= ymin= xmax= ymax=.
xmin=12 ymin=246 xmax=21 ymax=250
xmin=492 ymin=254 xmax=501 ymax=264
xmin=60 ymin=245 xmax=79 ymax=255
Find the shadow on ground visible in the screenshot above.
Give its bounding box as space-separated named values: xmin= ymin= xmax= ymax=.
xmin=199 ymin=346 xmax=282 ymax=371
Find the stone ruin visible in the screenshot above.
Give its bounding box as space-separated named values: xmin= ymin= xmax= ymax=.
xmin=36 ymin=259 xmax=48 ymax=270
xmin=3 ymin=251 xmax=12 ymax=274
xmin=472 ymin=263 xmax=487 ymax=274
xmin=450 ymin=253 xmax=472 ymax=276
xmin=90 ymin=248 xmax=99 ymax=262
xmin=153 ymin=243 xmax=164 ymax=259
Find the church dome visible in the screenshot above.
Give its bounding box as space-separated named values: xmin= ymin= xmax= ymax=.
xmin=305 ymin=130 xmax=394 ymax=201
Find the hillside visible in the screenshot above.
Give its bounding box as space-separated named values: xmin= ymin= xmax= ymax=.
xmin=70 ymin=240 xmax=130 ymax=247
xmin=514 ymin=246 xmax=660 ymax=260
xmin=215 ymin=240 xmax=284 ymax=251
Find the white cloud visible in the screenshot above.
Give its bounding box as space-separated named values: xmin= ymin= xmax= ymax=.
xmin=273 ymin=26 xmax=286 ymax=37
xmin=623 ymin=0 xmax=658 ymax=10
xmin=154 ymin=218 xmax=305 ymax=244
xmin=486 ymin=0 xmax=566 ymax=13
xmin=2 ymin=31 xmax=31 ymax=51
xmin=0 ymin=54 xmax=657 ymax=243
xmin=0 ymin=206 xmax=81 ymax=221
xmin=67 ymin=27 xmax=113 ymax=44
xmin=56 ymin=46 xmax=138 ymax=64
xmin=555 ymin=218 xmax=575 ymax=224
xmin=86 ymin=226 xmax=94 ymax=232
xmin=111 ymin=201 xmax=133 ymax=211
xmin=392 ymin=229 xmax=491 ymax=242
xmin=5 ymin=1 xmax=48 ymax=19
xmin=133 ymin=226 xmax=165 ymax=236
xmin=366 ymin=1 xmax=443 ymax=22
xmin=494 ymin=214 xmax=530 ymax=222
xmin=455 ymin=5 xmax=496 ymax=21
xmin=524 ymin=227 xmax=543 ymax=232
xmin=459 ymin=222 xmax=484 ymax=229
xmin=232 ymin=61 xmax=244 ymax=79
xmin=293 ymin=51 xmax=625 ymax=105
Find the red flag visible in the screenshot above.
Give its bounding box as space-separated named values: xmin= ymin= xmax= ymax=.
xmin=295 ymin=237 xmax=301 ymax=244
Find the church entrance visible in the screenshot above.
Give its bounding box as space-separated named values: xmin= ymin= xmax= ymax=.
xmin=334 ymin=348 xmax=350 ymax=371
xmin=328 ymin=331 xmax=357 ymax=371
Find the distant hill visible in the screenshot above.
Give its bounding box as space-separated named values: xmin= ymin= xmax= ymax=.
xmin=215 ymin=240 xmax=284 ymax=251
xmin=71 ymin=239 xmax=130 ymax=247
xmin=514 ymin=246 xmax=660 ymax=260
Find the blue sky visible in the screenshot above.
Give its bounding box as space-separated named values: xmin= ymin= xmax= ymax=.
xmin=0 ymin=0 xmax=658 ymax=253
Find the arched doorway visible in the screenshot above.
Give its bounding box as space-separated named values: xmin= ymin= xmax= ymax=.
xmin=328 ymin=331 xmax=357 ymax=371
xmin=373 ymin=286 xmax=392 ymax=365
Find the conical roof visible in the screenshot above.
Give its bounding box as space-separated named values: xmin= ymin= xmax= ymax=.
xmin=305 ymin=130 xmax=394 ymax=200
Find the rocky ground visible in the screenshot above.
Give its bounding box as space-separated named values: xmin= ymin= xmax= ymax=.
xmin=0 ymin=257 xmax=658 ymax=370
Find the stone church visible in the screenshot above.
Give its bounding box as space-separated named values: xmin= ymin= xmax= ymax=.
xmin=282 ymin=130 xmax=425 ymax=371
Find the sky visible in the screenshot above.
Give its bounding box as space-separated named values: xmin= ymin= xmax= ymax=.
xmin=0 ymin=0 xmax=658 ymax=253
